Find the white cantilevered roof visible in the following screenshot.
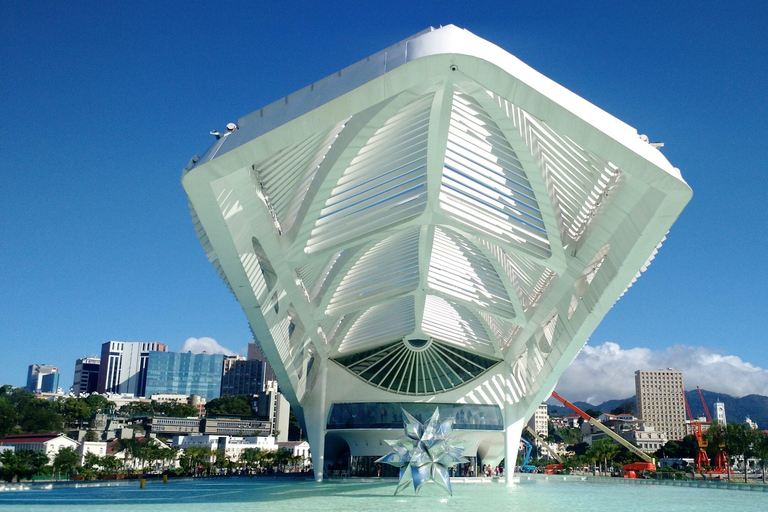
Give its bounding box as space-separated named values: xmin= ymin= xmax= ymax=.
xmin=182 ymin=25 xmax=691 ymax=410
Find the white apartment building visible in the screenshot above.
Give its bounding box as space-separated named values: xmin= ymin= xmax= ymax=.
xmin=635 ymin=369 xmax=687 ymax=441
xmin=528 ymin=404 xmax=549 ymax=437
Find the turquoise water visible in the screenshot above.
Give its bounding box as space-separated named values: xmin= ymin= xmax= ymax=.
xmin=0 ymin=477 xmax=765 ymax=512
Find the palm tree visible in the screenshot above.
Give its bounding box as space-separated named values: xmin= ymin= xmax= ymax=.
xmin=240 ymin=448 xmax=261 ymax=473
xmin=587 ymin=439 xmax=618 ymax=475
xmin=101 ymin=455 xmax=121 ymax=477
xmin=752 ymin=430 xmax=768 ymax=484
xmin=118 ymin=438 xmax=142 ymax=473
xmin=726 ymin=423 xmax=754 ymax=483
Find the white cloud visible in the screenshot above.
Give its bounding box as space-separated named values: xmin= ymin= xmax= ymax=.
xmin=180 ymin=337 xmax=236 ymax=356
xmin=555 ymin=342 xmax=768 ymax=404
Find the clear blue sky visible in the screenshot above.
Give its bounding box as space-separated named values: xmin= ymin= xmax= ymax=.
xmin=2 ymin=1 xmax=766 ymax=390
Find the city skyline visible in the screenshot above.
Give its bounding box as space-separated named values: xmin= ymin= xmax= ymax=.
xmin=2 ymin=3 xmax=767 ymax=398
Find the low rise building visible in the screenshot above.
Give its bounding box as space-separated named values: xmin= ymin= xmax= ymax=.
xmin=278 ymin=441 xmax=311 ymax=468
xmin=0 ymin=433 xmax=79 ymax=461
xmin=77 ymin=441 xmax=108 ymax=465
xmin=619 ymin=426 xmax=667 ymax=453
xmin=173 ymin=434 xmax=277 ymax=463
xmin=146 ymin=416 xmax=272 ymax=438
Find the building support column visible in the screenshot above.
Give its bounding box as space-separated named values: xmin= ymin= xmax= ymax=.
xmin=504 ymin=409 xmax=525 ymax=487
xmin=303 ymin=360 xmax=328 ymax=482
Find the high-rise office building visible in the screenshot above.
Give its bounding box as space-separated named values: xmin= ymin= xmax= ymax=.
xmin=72 ymin=357 xmax=100 ymax=395
xmin=714 ymin=400 xmax=727 ymax=426
xmin=26 ymin=364 xmax=59 ymax=393
xmin=635 ymin=369 xmax=687 ymax=441
xmin=247 ymin=342 xmax=275 ymax=384
xmin=221 ymin=355 xmax=266 ymax=396
xmin=144 ymin=351 xmax=224 ymax=400
xmin=97 ymin=341 xmax=167 ymax=396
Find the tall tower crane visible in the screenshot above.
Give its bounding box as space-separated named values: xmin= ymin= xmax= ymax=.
xmin=684 ymin=387 xmax=710 ymax=473
xmin=698 ymin=387 xmax=729 ymax=474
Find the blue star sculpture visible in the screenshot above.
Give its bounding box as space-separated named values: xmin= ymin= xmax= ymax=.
xmin=376 ymin=407 xmax=467 ymax=495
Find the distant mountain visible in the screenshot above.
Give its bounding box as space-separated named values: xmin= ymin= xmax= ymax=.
xmin=548 ymin=390 xmax=768 ymax=428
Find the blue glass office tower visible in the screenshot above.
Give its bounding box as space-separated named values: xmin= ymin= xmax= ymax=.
xmin=144 ymin=352 xmax=224 ymax=400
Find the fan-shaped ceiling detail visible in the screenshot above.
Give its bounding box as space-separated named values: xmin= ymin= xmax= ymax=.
xmin=440 ymin=92 xmax=551 ymax=260
xmin=334 ymin=338 xmax=500 ymax=395
xmin=252 ymin=118 xmax=349 ymax=234
xmin=307 ymin=93 xmax=433 ymax=254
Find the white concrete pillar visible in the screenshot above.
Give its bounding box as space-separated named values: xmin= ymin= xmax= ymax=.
xmin=504 ymin=414 xmax=525 ymax=486
xmin=303 ymin=360 xmax=328 ymax=482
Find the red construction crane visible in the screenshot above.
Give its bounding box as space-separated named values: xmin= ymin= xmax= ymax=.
xmin=550 ymin=391 xmax=655 ymax=478
xmin=684 ymin=387 xmax=709 ymax=473
xmin=698 ymin=387 xmax=729 ymax=474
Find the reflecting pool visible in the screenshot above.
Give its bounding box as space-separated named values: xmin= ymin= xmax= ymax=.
xmin=1 ymin=476 xmax=765 ymax=512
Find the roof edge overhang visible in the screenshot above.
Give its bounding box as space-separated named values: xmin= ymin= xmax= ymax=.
xmin=184 ymin=24 xmax=690 ymax=196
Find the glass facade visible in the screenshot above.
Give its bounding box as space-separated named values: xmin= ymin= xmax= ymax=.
xmin=327 ymin=402 xmax=503 ymax=431
xmin=144 ymin=352 xmax=224 ymax=400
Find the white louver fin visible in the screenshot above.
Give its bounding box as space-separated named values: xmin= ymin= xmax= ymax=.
xmin=441 ymin=92 xmax=551 ymax=260
xmin=480 ymin=239 xmax=556 ymax=311
xmin=338 ymin=296 xmax=415 ymax=354
xmin=252 ymin=119 xmax=349 ymax=233
xmin=421 ymin=295 xmax=495 ymax=353
xmin=494 ymin=93 xmax=622 ymax=245
xmin=327 ymin=228 xmax=420 ymax=316
xmin=307 ymin=94 xmax=433 ymax=253
xmin=428 ymin=227 xmax=516 ymax=319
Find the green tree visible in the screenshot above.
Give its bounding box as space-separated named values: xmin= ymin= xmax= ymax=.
xmin=586 ymin=438 xmax=618 ymax=474
xmin=53 ymin=447 xmax=80 ymax=479
xmin=59 ymin=398 xmax=92 ymax=428
xmin=610 ymin=401 xmax=636 ymax=415
xmin=0 ymin=398 xmax=18 ymax=438
xmin=240 ymin=448 xmax=261 ymax=472
xmin=84 ymin=430 xmax=99 ymax=442
xmin=18 ymin=400 xmax=63 ymax=433
xmin=553 ymin=427 xmax=582 ymax=445
xmin=752 ymin=430 xmax=768 ymax=484
xmin=182 ymin=446 xmax=213 ymax=475
xmin=718 ymin=423 xmax=754 ymax=482
xmin=84 ymin=394 xmax=110 ymax=411
xmin=83 ymin=452 xmax=101 ymax=471
xmin=274 ymin=447 xmax=292 ymax=472
xmin=0 ymin=450 xmax=17 ymax=482
xmin=205 ymin=395 xmax=254 ymax=417
xmin=100 ymin=455 xmax=121 ymax=475
xmin=118 ymin=438 xmax=143 ymax=472
xmin=1 ymin=450 xmax=49 ymax=482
